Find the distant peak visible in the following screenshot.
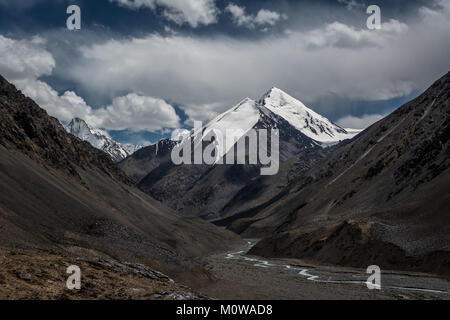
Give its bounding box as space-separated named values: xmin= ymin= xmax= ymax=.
xmin=65 ymin=117 xmax=141 ymax=161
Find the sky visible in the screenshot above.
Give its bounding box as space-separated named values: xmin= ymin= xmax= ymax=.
xmin=0 ymin=0 xmax=449 ymax=145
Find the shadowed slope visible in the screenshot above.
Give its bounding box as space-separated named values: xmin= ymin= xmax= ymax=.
xmin=247 ymin=71 xmax=450 ymax=276
xmin=0 ymin=75 xmax=242 ymax=289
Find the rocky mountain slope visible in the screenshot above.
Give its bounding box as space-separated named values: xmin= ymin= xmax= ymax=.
xmin=119 ymin=138 xmax=178 ymax=183
xmin=0 ymin=247 xmax=205 ymax=300
xmin=0 ymin=75 xmax=243 ymax=297
xmin=243 ymin=71 xmax=450 ymax=276
xmin=66 ymin=118 xmax=141 ymax=162
xmin=120 ymin=89 xmax=358 ymax=221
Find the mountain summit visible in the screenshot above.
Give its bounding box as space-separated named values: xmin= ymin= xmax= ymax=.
xmin=259 ymin=87 xmax=359 ymax=144
xmin=119 ymin=87 xmax=353 ymax=221
xmin=66 ymin=118 xmax=141 ymax=162
xmin=177 ymin=88 xmax=359 ymax=163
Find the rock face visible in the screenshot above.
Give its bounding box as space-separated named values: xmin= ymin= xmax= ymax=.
xmin=0 ymin=74 xmax=242 ymax=290
xmin=119 ymin=89 xmax=358 ymax=221
xmin=66 ymin=118 xmax=141 ymax=162
xmin=246 ymin=71 xmax=450 ymax=276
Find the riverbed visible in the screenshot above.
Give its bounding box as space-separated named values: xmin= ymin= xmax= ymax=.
xmin=197 ymin=240 xmax=450 ymax=300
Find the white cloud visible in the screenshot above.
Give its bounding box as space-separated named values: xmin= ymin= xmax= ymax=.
xmin=4 ymin=1 xmax=450 ymax=134
xmin=180 ymin=102 xmax=226 ymax=124
xmin=92 ymin=93 xmax=180 ymax=131
xmin=0 ymin=35 xmax=179 ymax=132
xmin=225 ymin=3 xmax=286 ymax=29
xmin=301 ymin=19 xmax=408 ymax=49
xmin=225 ymin=3 xmax=253 ymax=27
xmin=0 ymin=35 xmax=54 ymax=81
xmin=0 ymin=35 xmax=93 ymax=123
xmin=255 ymin=9 xmax=286 ymax=26
xmin=336 ymin=113 xmax=386 ymax=129
xmin=15 ymin=78 xmax=95 ymax=122
xmin=66 ymin=3 xmax=450 ymax=124
xmin=110 ymin=0 xmax=218 ymax=27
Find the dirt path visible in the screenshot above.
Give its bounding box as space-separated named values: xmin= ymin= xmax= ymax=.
xmin=197 ymin=240 xmax=450 ymax=300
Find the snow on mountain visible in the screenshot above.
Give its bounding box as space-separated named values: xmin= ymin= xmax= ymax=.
xmin=259 ymin=87 xmax=361 ymax=144
xmin=202 ymin=98 xmax=262 ymax=158
xmin=178 ymin=88 xmax=360 ymax=159
xmin=174 ymin=98 xmax=261 ymax=162
xmin=66 ymin=118 xmax=142 ymax=162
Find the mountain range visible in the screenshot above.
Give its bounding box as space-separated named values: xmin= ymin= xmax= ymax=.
xmin=119 ymin=74 xmax=450 ymax=276
xmin=0 ymin=75 xmax=242 ymax=298
xmin=119 ymin=88 xmax=360 ymax=221
xmin=242 ymin=72 xmax=450 ymax=276
xmin=1 ymin=69 xmax=449 ymax=299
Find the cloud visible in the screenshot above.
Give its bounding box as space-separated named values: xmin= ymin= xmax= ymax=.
xmin=336 ymin=113 xmax=386 ymax=129
xmin=171 ymin=128 xmax=191 ymax=141
xmin=92 ymin=93 xmax=180 ymax=131
xmin=301 ymin=19 xmax=408 ymax=49
xmin=14 ymin=77 xmax=95 ymax=123
xmin=225 ymin=3 xmax=252 ymax=27
xmin=110 ymin=0 xmax=218 ymax=27
xmin=65 ymin=2 xmax=450 ymax=124
xmin=255 ymin=9 xmax=287 ymax=26
xmin=0 ymin=35 xmax=179 ymax=133
xmin=225 ymin=3 xmax=287 ymax=29
xmin=183 ymin=102 xmax=226 ymax=125
xmin=0 ymin=35 xmax=93 ymax=123
xmin=0 ymin=35 xmax=54 ymax=81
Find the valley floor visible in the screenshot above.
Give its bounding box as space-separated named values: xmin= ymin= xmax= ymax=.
xmin=1 ymin=242 xmax=449 ymax=300
xmin=197 ymin=240 xmax=450 ymax=300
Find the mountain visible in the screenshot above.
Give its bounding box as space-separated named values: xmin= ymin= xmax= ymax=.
xmin=241 ymin=71 xmax=450 ymax=276
xmin=213 ymin=146 xmax=332 ymax=233
xmin=119 ymin=138 xmax=178 ymax=182
xmin=260 ymin=88 xmax=359 ymax=145
xmin=179 ymin=96 xmax=323 ymax=162
xmin=175 ymin=89 xmax=359 ymax=159
xmin=120 ymin=88 xmax=357 ymax=221
xmin=66 ymin=118 xmax=141 ymax=162
xmin=0 ymin=75 xmax=243 ymax=298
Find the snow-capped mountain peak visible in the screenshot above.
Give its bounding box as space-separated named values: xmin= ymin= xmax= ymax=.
xmin=259 ymin=87 xmax=360 ymax=144
xmin=185 ymin=98 xmax=262 ymax=160
xmin=176 ymin=87 xmax=361 ymax=163
xmin=66 ymin=118 xmax=142 ymax=162
xmin=205 ymin=98 xmax=260 ymax=134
